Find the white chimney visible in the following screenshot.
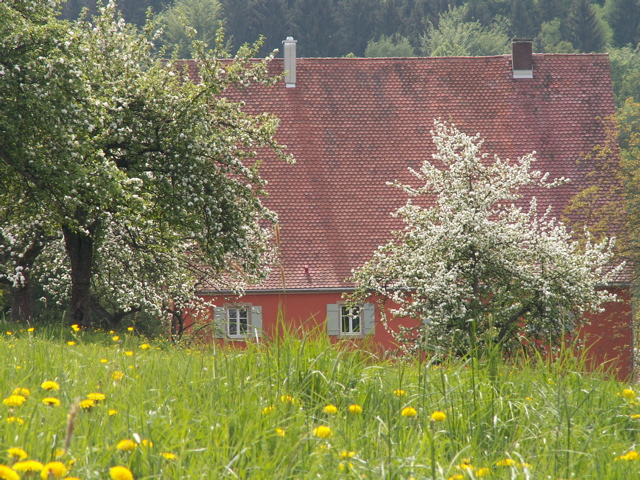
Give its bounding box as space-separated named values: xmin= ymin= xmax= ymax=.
xmin=283 ymin=36 xmax=297 ymax=88
xmin=512 ymin=39 xmax=533 ymax=79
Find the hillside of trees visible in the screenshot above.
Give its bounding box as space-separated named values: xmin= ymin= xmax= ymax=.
xmin=59 ymin=0 xmax=640 ymax=107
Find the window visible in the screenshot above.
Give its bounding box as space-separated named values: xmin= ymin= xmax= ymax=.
xmin=213 ymin=305 xmax=262 ymax=339
xmin=327 ymin=303 xmax=374 ymax=336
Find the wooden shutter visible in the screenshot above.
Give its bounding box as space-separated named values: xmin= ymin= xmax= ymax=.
xmin=213 ymin=307 xmax=226 ymax=338
xmin=363 ymin=303 xmax=375 ymax=335
xmin=251 ymin=306 xmax=263 ymax=337
xmin=326 ymin=304 xmax=340 ymax=336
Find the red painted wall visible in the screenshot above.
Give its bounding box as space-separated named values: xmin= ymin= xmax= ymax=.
xmin=198 ymin=287 xmax=633 ymax=379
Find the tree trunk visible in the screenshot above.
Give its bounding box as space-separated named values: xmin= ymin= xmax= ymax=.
xmin=63 ymin=224 xmax=97 ymax=326
xmin=10 ymin=284 xmax=32 ymax=322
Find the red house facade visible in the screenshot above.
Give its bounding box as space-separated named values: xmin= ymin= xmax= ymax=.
xmin=194 ymin=40 xmax=633 ymax=378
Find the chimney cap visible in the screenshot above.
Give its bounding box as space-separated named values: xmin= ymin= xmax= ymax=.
xmin=512 ymin=39 xmax=533 ymax=79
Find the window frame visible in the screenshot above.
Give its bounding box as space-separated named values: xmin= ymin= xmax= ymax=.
xmin=213 ymin=304 xmax=263 ymax=339
xmin=327 ymin=302 xmax=374 ymax=337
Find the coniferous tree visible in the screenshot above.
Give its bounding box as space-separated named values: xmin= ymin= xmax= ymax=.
xmin=606 ymin=0 xmax=640 ymax=47
xmin=509 ymin=0 xmax=539 ymax=38
xmin=290 ymin=0 xmax=338 ymax=57
xmin=334 ymin=0 xmax=382 ymax=56
xmin=536 ymin=0 xmax=566 ymax=24
xmin=248 ymin=0 xmax=293 ymax=56
xmin=565 ymin=0 xmax=606 ymax=52
xmin=220 ymin=0 xmax=256 ymax=50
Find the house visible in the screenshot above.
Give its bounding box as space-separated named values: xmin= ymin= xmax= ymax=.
xmin=193 ymin=39 xmax=633 ymax=378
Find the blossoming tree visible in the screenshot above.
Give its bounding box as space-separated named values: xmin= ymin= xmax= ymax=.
xmin=350 ymin=121 xmax=620 ymax=356
xmin=0 ymin=1 xmax=290 ymax=327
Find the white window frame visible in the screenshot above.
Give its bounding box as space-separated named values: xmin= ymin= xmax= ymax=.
xmin=340 ymin=305 xmax=362 ymax=336
xmin=213 ymin=305 xmax=262 ymax=339
xmin=327 ymin=303 xmax=374 ymax=337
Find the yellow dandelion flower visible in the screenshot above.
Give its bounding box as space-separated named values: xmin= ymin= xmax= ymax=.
xmin=7 ymin=448 xmax=28 ymax=460
xmin=456 ymin=462 xmax=473 ymax=472
xmin=518 ymin=462 xmax=531 ymax=468
xmin=124 ymin=351 xmax=134 ymax=357
xmin=0 ymin=465 xmax=19 ymax=480
xmin=100 ymin=359 xmax=108 ymax=364
xmin=348 ymin=404 xmax=362 ymax=414
xmin=6 ymin=332 xmax=12 ymax=336
xmin=140 ymin=440 xmax=153 ymax=448
xmin=67 ymin=341 xmax=76 ymax=346
xmin=6 ymin=417 xmax=23 ymax=425
xmin=116 ymin=440 xmax=137 ymax=452
xmin=71 ymin=324 xmax=80 ymax=332
xmin=275 ymin=428 xmax=286 ymax=437
xmin=112 ymin=336 xmax=120 ymax=341
xmin=54 ymin=449 xmax=65 ymax=458
xmin=109 ymin=409 xmax=118 ymax=416
xmin=40 ymin=461 xmax=68 ymax=479
xmin=476 ymin=467 xmax=491 ymax=477
xmin=12 ymin=388 xmax=30 ymax=398
xmin=401 ymin=406 xmax=417 ymax=417
xmin=13 ymin=460 xmax=44 ymax=473
xmin=87 ymin=393 xmax=105 ymax=402
xmin=42 ymin=397 xmax=61 ymax=407
xmin=27 ymin=327 xmax=35 ymax=332
xmin=161 ymin=452 xmax=177 ymax=460
xmin=616 ymin=450 xmax=640 ymax=461
xmin=338 ymin=462 xmax=353 ymax=472
xmin=430 ymin=411 xmax=446 ymax=422
xmin=3 ymin=395 xmax=26 ymax=407
xmin=79 ymin=399 xmax=94 ymax=410
xmin=280 ymin=395 xmax=295 ymax=404
xmin=140 ymin=344 xmax=150 ymax=350
xmin=495 ymin=458 xmax=516 ymax=467
xmin=323 ymin=404 xmax=338 ymax=414
xmin=448 ymin=476 xmax=464 ymax=480
xmin=393 ymin=389 xmax=407 ymax=397
xmin=63 ymin=477 xmax=82 ymax=480
xmin=623 ymin=389 xmax=636 ymax=400
xmin=262 ymin=406 xmax=275 ymax=415
xmin=111 ymin=371 xmax=124 ymax=381
xmin=339 ymin=451 xmax=356 ymax=459
xmin=313 ymin=425 xmax=332 ymax=439
xmin=127 ymin=327 xmax=134 ymax=332
xmin=630 ymin=414 xmax=640 ymax=419
xmin=41 ymin=381 xmax=60 ymax=391
xmin=109 ymin=466 xmax=134 ymax=480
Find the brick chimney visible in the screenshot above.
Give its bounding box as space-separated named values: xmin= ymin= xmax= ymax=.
xmin=283 ymin=36 xmax=297 ymax=88
xmin=512 ymin=39 xmax=533 ymax=79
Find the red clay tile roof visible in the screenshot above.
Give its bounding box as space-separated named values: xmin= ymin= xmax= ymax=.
xmin=195 ymin=54 xmax=619 ymax=291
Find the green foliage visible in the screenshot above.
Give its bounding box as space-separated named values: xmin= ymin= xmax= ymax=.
xmin=605 ymin=0 xmax=640 ymax=47
xmin=0 ymin=325 xmax=636 ymax=478
xmin=609 ymin=45 xmax=640 ymax=108
xmin=157 ymin=0 xmax=222 ymax=59
xmin=365 ymin=34 xmax=416 ymax=58
xmin=421 ymin=5 xmax=510 ymax=57
xmin=0 ymin=1 xmax=290 ymax=326
xmin=565 ymin=0 xmax=607 ymax=53
xmin=534 ymin=19 xmax=578 ymax=53
xmin=351 ymin=121 xmax=619 ymax=357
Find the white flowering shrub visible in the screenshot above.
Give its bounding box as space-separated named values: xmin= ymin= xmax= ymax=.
xmin=0 ymin=0 xmax=290 ymax=326
xmin=350 ymin=121 xmax=621 ymax=356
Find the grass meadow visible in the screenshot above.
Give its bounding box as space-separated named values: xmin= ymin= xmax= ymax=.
xmin=0 ymin=320 xmax=639 ymax=479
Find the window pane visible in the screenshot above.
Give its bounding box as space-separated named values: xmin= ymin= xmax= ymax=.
xmin=239 ymin=308 xmax=248 ymax=334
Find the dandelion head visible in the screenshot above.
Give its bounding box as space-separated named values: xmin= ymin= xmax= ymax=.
xmin=140 ymin=344 xmax=150 ymax=350
xmin=109 ymin=466 xmax=134 ymax=480
xmin=71 ymin=324 xmax=80 ymax=332
xmin=40 ymin=461 xmax=67 ymax=479
xmin=41 ymin=381 xmax=60 ymax=391
xmin=348 ymin=404 xmax=362 ymax=414
xmin=476 ymin=467 xmax=491 ymax=477
xmin=0 ymin=465 xmax=19 ymax=480
xmin=323 ymin=404 xmax=338 ymax=414
xmin=124 ymin=351 xmax=134 ymax=357
xmin=127 ymin=327 xmax=134 ymax=332
xmin=6 ymin=417 xmax=23 ymax=425
xmin=87 ymin=393 xmax=106 ymax=402
xmin=27 ymin=328 xmax=35 ymax=333
xmin=280 ymin=395 xmax=295 ymax=404
xmin=11 ymin=388 xmax=30 ymax=398
xmin=112 ymin=336 xmax=120 ymax=342
xmin=262 ymin=406 xmax=275 ymax=415
xmin=67 ymin=341 xmax=76 ymax=346
xmin=338 ymin=462 xmax=353 ymax=472
xmin=401 ymin=406 xmax=417 ymax=417
xmin=275 ymin=428 xmax=286 ymax=437
xmin=42 ymin=397 xmax=61 ymax=407
xmin=3 ymin=395 xmax=26 ymax=407
xmin=339 ymin=451 xmax=356 ymax=459
xmin=100 ymin=359 xmax=109 ymax=364
xmin=116 ymin=440 xmax=137 ymax=452
xmin=313 ymin=425 xmax=332 ymax=439
xmin=109 ymin=409 xmax=118 ymax=416
xmin=495 ymin=458 xmax=516 ymax=467
xmin=393 ymin=389 xmax=406 ymax=397
xmin=7 ymin=448 xmax=28 ymax=460
xmin=616 ymin=450 xmax=640 ymax=461
xmin=13 ymin=460 xmax=44 ymax=473
xmin=430 ymin=411 xmax=446 ymax=422
xmin=111 ymin=371 xmax=125 ymax=381
xmin=623 ymin=389 xmax=636 ymax=400
xmin=140 ymin=439 xmax=153 ymax=448
xmin=161 ymin=452 xmax=177 ymax=460
xmin=79 ymin=399 xmax=94 ymax=410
